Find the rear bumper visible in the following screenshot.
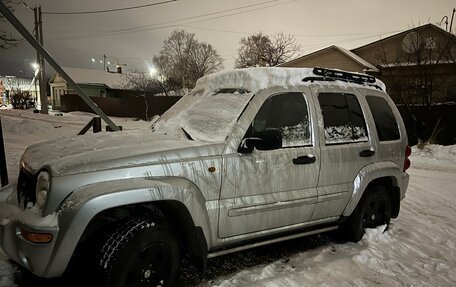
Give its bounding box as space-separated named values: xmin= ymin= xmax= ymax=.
xmin=400 ymin=172 xmax=410 ymax=200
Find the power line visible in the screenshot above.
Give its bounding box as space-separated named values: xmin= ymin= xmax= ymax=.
xmin=185 ymin=25 xmax=404 ymax=39
xmin=43 ymin=0 xmax=177 ymax=15
xmin=47 ymin=0 xmax=284 ymax=41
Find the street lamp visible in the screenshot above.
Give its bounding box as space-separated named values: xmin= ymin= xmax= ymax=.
xmin=149 ymin=67 xmax=157 ymax=77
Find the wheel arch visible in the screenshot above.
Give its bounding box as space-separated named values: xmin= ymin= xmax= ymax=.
xmin=343 ymin=162 xmax=402 ymax=218
xmin=44 ymin=177 xmax=211 ymax=277
xmin=73 ymin=200 xmax=208 ymax=273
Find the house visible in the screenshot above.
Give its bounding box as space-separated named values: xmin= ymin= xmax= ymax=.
xmin=280 ymin=24 xmax=456 ymax=105
xmin=279 ymin=45 xmax=379 ymax=73
xmin=49 ymin=67 xmax=126 ymax=109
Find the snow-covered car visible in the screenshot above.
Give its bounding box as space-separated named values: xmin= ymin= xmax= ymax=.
xmin=0 ymin=67 xmax=410 ymax=286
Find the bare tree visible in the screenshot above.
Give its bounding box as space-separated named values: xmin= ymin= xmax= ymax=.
xmin=122 ymin=71 xmax=180 ymax=121
xmin=235 ymin=32 xmax=301 ymax=68
xmin=153 ymin=30 xmax=224 ymax=90
xmin=0 ymin=0 xmax=23 ymax=49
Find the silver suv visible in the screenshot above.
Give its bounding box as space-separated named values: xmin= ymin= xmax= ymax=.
xmin=0 ymin=67 xmax=410 ymax=286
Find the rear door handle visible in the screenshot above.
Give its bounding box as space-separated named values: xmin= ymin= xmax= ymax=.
xmin=293 ymin=154 xmax=316 ymax=165
xmin=359 ymin=149 xmax=375 ymax=157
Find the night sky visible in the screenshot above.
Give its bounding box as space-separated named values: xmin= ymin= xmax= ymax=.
xmin=0 ymin=0 xmax=454 ymax=77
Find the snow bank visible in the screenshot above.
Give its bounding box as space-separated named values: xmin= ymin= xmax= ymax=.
xmin=410 ymin=144 xmax=456 ymax=172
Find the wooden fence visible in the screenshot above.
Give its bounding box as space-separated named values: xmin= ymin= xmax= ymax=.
xmin=61 ymin=94 xmax=182 ymax=121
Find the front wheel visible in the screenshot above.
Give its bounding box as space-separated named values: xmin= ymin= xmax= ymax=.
xmin=342 ymin=185 xmax=392 ymax=242
xmin=98 ymin=217 xmax=180 ymax=287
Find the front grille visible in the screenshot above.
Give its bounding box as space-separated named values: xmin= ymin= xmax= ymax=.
xmin=17 ymin=169 xmax=37 ymax=209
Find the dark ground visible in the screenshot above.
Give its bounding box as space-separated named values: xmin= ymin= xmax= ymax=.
xmin=12 ymin=233 xmax=334 ymax=287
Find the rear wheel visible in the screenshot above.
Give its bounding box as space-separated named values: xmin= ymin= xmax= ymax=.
xmin=98 ymin=217 xmax=180 ymax=287
xmin=343 ymin=185 xmax=392 ymax=242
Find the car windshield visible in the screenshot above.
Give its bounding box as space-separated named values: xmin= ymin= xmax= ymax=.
xmin=152 ymin=89 xmax=254 ymax=142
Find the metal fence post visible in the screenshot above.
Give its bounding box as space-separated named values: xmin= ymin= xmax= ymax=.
xmin=0 ymin=118 xmax=8 ymax=187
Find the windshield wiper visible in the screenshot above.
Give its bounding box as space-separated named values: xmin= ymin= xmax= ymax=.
xmin=181 ymin=127 xmax=193 ymax=141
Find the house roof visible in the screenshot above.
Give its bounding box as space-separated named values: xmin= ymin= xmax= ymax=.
xmin=52 ymin=67 xmax=126 ymax=89
xmin=351 ymin=23 xmax=455 ymax=53
xmin=278 ymin=45 xmax=378 ymax=72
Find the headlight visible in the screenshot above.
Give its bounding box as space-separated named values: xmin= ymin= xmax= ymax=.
xmin=36 ymin=171 xmax=50 ymax=208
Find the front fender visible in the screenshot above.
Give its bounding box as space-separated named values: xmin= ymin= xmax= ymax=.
xmin=342 ymin=162 xmax=402 ymax=217
xmin=43 ymin=177 xmax=212 ymax=278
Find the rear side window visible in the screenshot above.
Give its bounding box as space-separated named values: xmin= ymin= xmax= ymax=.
xmin=318 ymin=93 xmax=368 ymax=144
xmin=366 ymin=96 xmax=400 ymax=141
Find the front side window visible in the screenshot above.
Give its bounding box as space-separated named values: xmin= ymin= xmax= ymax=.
xmin=318 ymin=93 xmax=368 ymax=145
xmin=366 ymin=96 xmax=400 ymax=141
xmin=247 ymin=92 xmax=311 ymax=147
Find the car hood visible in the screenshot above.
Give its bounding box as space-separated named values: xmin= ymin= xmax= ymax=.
xmin=21 ymin=130 xmax=223 ymax=176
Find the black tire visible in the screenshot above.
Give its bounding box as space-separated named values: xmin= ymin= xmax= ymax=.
xmin=98 ymin=217 xmax=180 ymax=287
xmin=342 ymin=185 xmax=392 ymax=242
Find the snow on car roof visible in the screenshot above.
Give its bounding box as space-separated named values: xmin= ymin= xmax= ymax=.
xmin=194 ymin=67 xmax=386 ymax=93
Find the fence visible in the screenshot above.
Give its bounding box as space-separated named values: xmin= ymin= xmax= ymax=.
xmin=61 ymin=94 xmax=182 ymax=121
xmin=397 ymin=104 xmax=456 ymax=146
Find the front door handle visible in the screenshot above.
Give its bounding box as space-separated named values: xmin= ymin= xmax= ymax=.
xmin=293 ymin=154 xmax=316 ymax=165
xmin=359 ymin=149 xmax=375 ymax=157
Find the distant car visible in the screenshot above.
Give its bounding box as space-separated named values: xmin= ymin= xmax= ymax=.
xmin=0 ymin=67 xmax=410 ymax=286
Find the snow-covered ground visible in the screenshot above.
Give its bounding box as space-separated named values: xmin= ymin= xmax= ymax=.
xmin=1 ymin=109 xmax=456 ymax=286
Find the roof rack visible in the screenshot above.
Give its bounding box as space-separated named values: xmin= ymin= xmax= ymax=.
xmin=303 ymin=67 xmax=382 ymax=90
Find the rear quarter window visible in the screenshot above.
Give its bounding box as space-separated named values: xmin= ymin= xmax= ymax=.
xmin=318 ymin=93 xmax=368 ymax=145
xmin=366 ymin=96 xmax=400 ymax=141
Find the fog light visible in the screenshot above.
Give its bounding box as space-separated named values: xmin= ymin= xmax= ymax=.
xmin=20 ymin=228 xmax=53 ymax=244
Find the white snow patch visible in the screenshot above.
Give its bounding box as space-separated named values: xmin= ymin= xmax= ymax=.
xmin=153 ymin=90 xmax=253 ymax=142
xmin=9 ymin=205 xmax=58 ymax=228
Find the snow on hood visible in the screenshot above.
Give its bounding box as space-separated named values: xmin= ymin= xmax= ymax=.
xmin=21 ymin=130 xmax=217 ymax=176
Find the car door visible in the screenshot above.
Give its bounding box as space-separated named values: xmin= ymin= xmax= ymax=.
xmin=311 ymin=87 xmax=377 ymax=220
xmin=218 ymin=90 xmax=321 ymax=238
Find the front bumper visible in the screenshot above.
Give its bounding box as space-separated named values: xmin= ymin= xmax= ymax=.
xmin=0 ymin=211 xmax=59 ymax=277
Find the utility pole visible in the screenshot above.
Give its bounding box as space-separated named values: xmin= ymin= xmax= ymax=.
xmin=33 ymin=6 xmax=39 ymax=101
xmin=38 ymin=5 xmax=48 ymax=114
xmin=31 ymin=5 xmax=48 ymax=114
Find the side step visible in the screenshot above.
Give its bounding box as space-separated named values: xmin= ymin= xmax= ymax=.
xmin=208 ymin=226 xmax=339 ymax=259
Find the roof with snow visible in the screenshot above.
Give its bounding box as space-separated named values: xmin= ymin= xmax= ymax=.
xmin=51 ymin=67 xmax=126 ymax=89
xmin=195 ymin=67 xmax=385 ymax=93
xmin=351 ymin=23 xmax=456 ymax=53
xmin=278 ymin=45 xmax=379 ymax=72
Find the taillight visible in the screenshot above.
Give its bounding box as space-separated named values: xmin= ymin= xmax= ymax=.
xmin=403 ymin=145 xmax=411 ymax=172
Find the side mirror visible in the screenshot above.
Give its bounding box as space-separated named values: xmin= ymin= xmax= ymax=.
xmin=238 ymin=128 xmax=282 ymax=153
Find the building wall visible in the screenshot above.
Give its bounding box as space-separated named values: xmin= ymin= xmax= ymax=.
xmin=354 ymin=26 xmax=456 ymax=66
xmin=281 ymin=48 xmax=365 ymax=72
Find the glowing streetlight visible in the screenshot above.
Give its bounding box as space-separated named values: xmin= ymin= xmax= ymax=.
xmin=149 ymin=67 xmax=157 ymax=77
xmin=31 ymin=62 xmax=39 ymax=70
xmin=91 ymin=58 xmax=95 ymax=63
